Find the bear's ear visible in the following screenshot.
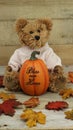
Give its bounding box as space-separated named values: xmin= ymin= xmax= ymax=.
xmin=37 ymin=19 xmax=52 ymax=31
xmin=16 ymin=19 xmax=28 ymax=34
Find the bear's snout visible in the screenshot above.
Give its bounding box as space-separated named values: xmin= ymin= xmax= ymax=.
xmin=35 ymin=35 xmax=40 ymax=40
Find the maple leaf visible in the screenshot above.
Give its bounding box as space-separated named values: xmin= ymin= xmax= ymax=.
xmin=37 ymin=111 xmax=46 ymax=124
xmin=59 ymin=88 xmax=73 ymax=99
xmin=68 ymin=72 xmax=73 ymax=83
xmin=0 ymin=76 xmax=3 ymax=86
xmin=0 ymin=91 xmax=16 ymax=101
xmin=45 ymin=101 xmax=68 ymax=110
xmin=20 ymin=109 xmax=46 ymax=127
xmin=23 ymin=97 xmax=40 ymax=108
xmin=0 ymin=99 xmax=22 ymax=116
xmin=26 ymin=119 xmax=37 ymax=127
xmin=64 ymin=109 xmax=73 ymax=120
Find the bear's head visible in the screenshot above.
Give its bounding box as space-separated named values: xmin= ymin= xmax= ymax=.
xmin=16 ymin=18 xmax=52 ymax=49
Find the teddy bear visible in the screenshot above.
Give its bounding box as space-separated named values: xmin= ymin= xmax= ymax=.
xmin=3 ymin=18 xmax=66 ymax=92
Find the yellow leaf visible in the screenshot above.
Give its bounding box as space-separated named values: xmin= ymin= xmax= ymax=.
xmin=0 ymin=92 xmax=15 ymax=101
xmin=20 ymin=109 xmax=46 ymax=127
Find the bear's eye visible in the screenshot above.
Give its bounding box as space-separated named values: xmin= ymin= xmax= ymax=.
xmin=29 ymin=31 xmax=34 ymax=34
xmin=37 ymin=29 xmax=40 ymax=33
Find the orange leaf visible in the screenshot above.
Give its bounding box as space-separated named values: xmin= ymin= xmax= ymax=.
xmin=68 ymin=72 xmax=73 ymax=83
xmin=23 ymin=97 xmax=40 ymax=108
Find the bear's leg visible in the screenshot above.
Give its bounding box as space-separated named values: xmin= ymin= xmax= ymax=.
xmin=3 ymin=66 xmax=21 ymax=91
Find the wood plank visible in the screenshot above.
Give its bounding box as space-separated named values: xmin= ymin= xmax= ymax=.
xmin=0 ymin=2 xmax=73 ymax=20
xmin=0 ymin=20 xmax=73 ymax=45
xmin=0 ymin=21 xmax=19 ymax=45
xmin=0 ymin=0 xmax=73 ymax=6
xmin=50 ymin=19 xmax=73 ymax=45
xmin=0 ymin=45 xmax=73 ymax=65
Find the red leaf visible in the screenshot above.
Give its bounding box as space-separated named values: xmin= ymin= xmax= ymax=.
xmin=45 ymin=101 xmax=68 ymax=110
xmin=0 ymin=76 xmax=3 ymax=86
xmin=0 ymin=99 xmax=22 ymax=116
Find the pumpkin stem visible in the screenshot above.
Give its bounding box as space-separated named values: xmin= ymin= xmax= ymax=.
xmin=30 ymin=51 xmax=40 ymax=60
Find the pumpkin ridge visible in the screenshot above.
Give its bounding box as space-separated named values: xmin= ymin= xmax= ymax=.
xmin=33 ymin=60 xmax=45 ymax=95
xmin=32 ymin=61 xmax=37 ymax=95
xmin=20 ymin=61 xmax=30 ymax=92
xmin=25 ymin=61 xmax=36 ymax=95
xmin=38 ymin=59 xmax=49 ymax=94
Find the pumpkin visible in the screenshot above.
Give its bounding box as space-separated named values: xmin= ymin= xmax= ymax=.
xmin=19 ymin=51 xmax=50 ymax=96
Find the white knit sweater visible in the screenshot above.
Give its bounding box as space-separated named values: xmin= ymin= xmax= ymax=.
xmin=8 ymin=42 xmax=62 ymax=71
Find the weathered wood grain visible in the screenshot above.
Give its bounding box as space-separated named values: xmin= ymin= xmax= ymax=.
xmin=0 ymin=21 xmax=19 ymax=45
xmin=0 ymin=20 xmax=73 ymax=45
xmin=0 ymin=0 xmax=73 ymax=6
xmin=0 ymin=0 xmax=73 ymax=20
xmin=0 ymin=45 xmax=73 ymax=65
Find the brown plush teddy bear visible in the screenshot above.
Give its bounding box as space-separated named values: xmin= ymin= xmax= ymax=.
xmin=3 ymin=18 xmax=66 ymax=92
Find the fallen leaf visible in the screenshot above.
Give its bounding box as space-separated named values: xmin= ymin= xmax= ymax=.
xmin=26 ymin=118 xmax=37 ymax=127
xmin=68 ymin=72 xmax=73 ymax=83
xmin=45 ymin=101 xmax=68 ymax=110
xmin=0 ymin=91 xmax=15 ymax=101
xmin=20 ymin=109 xmax=46 ymax=127
xmin=37 ymin=111 xmax=46 ymax=124
xmin=0 ymin=76 xmax=3 ymax=86
xmin=59 ymin=88 xmax=73 ymax=99
xmin=64 ymin=109 xmax=73 ymax=120
xmin=23 ymin=97 xmax=40 ymax=108
xmin=0 ymin=99 xmax=22 ymax=116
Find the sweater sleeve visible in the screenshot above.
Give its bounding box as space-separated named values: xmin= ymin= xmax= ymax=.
xmin=8 ymin=50 xmax=21 ymax=71
xmin=45 ymin=47 xmax=62 ymax=69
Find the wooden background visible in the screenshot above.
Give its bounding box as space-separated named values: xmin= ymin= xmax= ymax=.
xmin=0 ymin=0 xmax=73 ymax=65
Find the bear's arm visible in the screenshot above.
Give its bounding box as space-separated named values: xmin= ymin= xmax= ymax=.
xmin=8 ymin=50 xmax=21 ymax=71
xmin=45 ymin=47 xmax=62 ymax=69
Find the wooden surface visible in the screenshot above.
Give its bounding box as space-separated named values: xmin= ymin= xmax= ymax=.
xmin=0 ymin=0 xmax=73 ymax=20
xmin=0 ymin=0 xmax=73 ymax=65
xmin=0 ymin=65 xmax=73 ymax=130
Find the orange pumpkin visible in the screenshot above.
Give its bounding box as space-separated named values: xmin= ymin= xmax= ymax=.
xmin=19 ymin=51 xmax=50 ymax=96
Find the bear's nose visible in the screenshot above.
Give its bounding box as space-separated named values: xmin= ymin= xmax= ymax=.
xmin=35 ymin=35 xmax=40 ymax=40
